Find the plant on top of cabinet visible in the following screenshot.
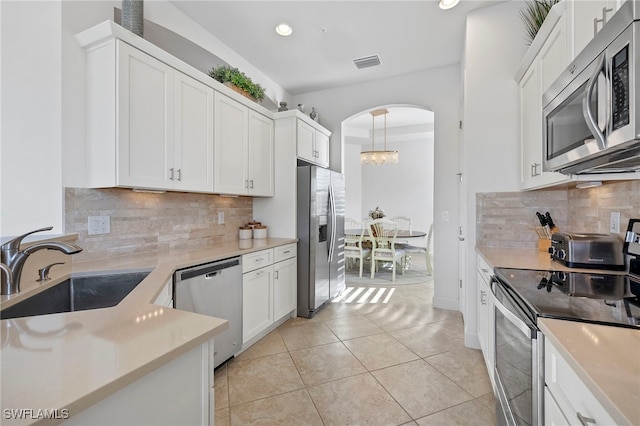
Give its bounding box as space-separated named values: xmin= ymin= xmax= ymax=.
xmin=208 ymin=65 xmax=265 ymax=103
xmin=520 ymin=0 xmax=559 ymax=45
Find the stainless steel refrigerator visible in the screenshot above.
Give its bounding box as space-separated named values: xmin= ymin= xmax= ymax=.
xmin=297 ymin=165 xmax=345 ymax=318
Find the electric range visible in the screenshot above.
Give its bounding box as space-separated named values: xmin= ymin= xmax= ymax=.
xmin=494 ymin=267 xmax=640 ymax=329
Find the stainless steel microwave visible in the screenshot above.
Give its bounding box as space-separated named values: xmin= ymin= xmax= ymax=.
xmin=543 ymin=1 xmax=640 ymax=175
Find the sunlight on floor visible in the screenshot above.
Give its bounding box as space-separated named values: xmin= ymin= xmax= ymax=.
xmin=332 ymin=286 xmax=396 ymax=304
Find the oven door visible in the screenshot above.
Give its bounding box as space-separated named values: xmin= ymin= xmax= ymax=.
xmin=492 ymin=278 xmax=543 ymax=426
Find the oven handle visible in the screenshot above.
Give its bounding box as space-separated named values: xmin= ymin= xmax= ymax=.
xmin=491 ymin=278 xmax=535 ymax=339
xmin=582 ymin=52 xmax=607 ymax=150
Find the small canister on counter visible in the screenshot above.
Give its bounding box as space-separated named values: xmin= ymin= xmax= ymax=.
xmin=239 ymin=226 xmax=252 ymax=240
xmin=253 ymin=225 xmax=267 ymax=239
xmin=247 ymin=220 xmax=261 ymax=229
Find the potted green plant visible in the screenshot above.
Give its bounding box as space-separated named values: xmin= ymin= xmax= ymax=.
xmin=208 ymin=65 xmax=265 ymax=103
xmin=520 ymin=0 xmax=559 ymax=45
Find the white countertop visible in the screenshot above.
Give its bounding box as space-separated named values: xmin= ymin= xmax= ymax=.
xmin=0 ymin=237 xmax=296 ymax=425
xmin=540 ymin=318 xmax=640 ymax=425
xmin=477 ymin=246 xmax=639 ymax=425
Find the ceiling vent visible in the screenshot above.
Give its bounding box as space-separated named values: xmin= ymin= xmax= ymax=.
xmin=353 ymin=55 xmax=381 ymax=69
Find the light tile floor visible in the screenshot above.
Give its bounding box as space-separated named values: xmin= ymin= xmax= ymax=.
xmin=214 ymin=273 xmax=496 ymax=425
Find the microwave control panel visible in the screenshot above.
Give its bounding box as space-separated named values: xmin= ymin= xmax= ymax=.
xmin=612 ymin=45 xmax=630 ymax=131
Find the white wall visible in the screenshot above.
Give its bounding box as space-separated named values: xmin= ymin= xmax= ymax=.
xmin=294 ymin=66 xmax=461 ymax=310
xmin=1 ymin=1 xmax=63 ymax=238
xmin=343 ymin=140 xmax=363 ymax=221
xmin=461 ymin=1 xmax=527 ymax=346
xmin=346 ymin=137 xmax=434 ymax=247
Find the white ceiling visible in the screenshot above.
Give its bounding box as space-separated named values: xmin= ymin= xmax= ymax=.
xmin=170 ymin=0 xmax=506 ymax=95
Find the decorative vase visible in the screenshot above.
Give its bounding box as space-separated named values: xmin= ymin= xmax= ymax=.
xmin=297 ymin=104 xmax=305 ymax=113
xmin=278 ymin=102 xmax=288 ymax=112
xmin=122 ymin=0 xmax=144 ymax=37
xmin=309 ymin=107 xmax=319 ymax=122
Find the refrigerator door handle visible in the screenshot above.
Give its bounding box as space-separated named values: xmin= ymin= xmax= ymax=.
xmin=328 ymin=183 xmax=336 ymax=262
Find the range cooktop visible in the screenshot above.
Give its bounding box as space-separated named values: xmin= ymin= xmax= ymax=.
xmin=494 ymin=268 xmax=640 ymax=329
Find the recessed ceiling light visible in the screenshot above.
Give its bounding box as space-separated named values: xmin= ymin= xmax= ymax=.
xmin=275 ymin=23 xmax=293 ymax=37
xmin=439 ymin=0 xmax=460 ymax=10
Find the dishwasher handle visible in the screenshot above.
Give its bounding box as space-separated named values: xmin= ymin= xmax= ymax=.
xmin=175 ymin=257 xmax=241 ymax=282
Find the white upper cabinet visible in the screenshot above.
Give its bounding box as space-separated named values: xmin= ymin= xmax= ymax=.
xmin=172 ymin=72 xmax=215 ymax=192
xmin=213 ymin=92 xmax=249 ymax=195
xmin=518 ymin=12 xmax=571 ymax=190
xmin=77 ymin=21 xmax=274 ymax=196
xmin=295 ymin=117 xmax=330 ymax=168
xmin=248 ymin=110 xmax=275 ymax=197
xmin=569 ymin=0 xmax=622 ymax=57
xmin=213 ymin=92 xmax=274 ymax=196
xmin=83 ymin=39 xmax=214 ymax=193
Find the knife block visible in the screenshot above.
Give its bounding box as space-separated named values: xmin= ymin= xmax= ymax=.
xmin=538 ymin=238 xmax=551 ymax=253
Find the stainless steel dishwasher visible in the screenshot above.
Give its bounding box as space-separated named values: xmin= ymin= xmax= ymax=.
xmin=174 ymin=256 xmax=242 ymax=369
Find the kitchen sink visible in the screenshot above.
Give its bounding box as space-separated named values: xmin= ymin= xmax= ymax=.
xmin=0 ymin=271 xmax=150 ymax=320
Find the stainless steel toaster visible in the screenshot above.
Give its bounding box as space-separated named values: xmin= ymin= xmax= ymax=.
xmin=550 ymin=232 xmax=625 ymax=270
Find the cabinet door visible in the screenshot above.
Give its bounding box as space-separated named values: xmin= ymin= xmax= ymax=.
xmin=520 ymin=63 xmax=542 ymax=189
xmin=539 ymin=13 xmax=569 ymax=94
xmin=173 ymin=73 xmax=214 ymax=193
xmin=213 ymin=92 xmax=249 ymax=195
xmin=117 ymin=42 xmax=173 ymax=190
xmin=296 ymin=120 xmax=316 ymax=163
xmin=273 ymin=257 xmax=296 ymax=321
xmin=242 ymin=266 xmax=273 ymax=343
xmin=572 ymin=0 xmax=619 ymax=58
xmin=520 ymin=62 xmax=570 ymax=190
xmin=248 ymin=111 xmax=274 ymax=196
xmin=315 ymin=131 xmax=330 ymax=168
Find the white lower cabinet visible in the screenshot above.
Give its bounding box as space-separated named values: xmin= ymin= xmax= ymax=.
xmin=242 ymin=264 xmax=274 ymax=343
xmin=242 ymin=244 xmax=297 ymax=344
xmin=544 ymin=337 xmax=616 ymax=426
xmin=62 ymin=340 xmax=214 ymax=426
xmin=476 ymin=255 xmax=495 ymax=387
xmin=153 ymin=278 xmax=174 ymax=308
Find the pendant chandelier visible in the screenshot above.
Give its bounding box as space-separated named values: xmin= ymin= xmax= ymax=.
xmin=360 ymin=108 xmax=398 ymax=165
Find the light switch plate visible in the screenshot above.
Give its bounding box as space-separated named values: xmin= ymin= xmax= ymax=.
xmin=218 ymin=212 xmax=224 ymax=224
xmin=88 ymin=216 xmax=111 ymax=235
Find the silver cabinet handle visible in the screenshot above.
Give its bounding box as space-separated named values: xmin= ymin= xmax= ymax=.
xmin=169 ymin=168 xmax=174 ymax=180
xmin=177 ymin=168 xmax=182 ymax=181
xmin=250 ymin=180 xmax=254 ymax=189
xmin=577 ymin=413 xmax=596 ymax=426
xmin=480 ymin=290 xmax=487 ymax=305
xmin=458 ymin=236 xmax=465 ymax=241
xmin=481 ymin=268 xmax=489 ymax=273
xmin=255 ymin=258 xmax=264 ymax=262
xmin=244 ymin=180 xmax=249 ymax=189
xmin=274 ymin=271 xmax=279 ymax=279
xmin=531 ymin=163 xmax=535 ymax=177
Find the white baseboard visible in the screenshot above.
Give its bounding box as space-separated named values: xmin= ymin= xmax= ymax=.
xmin=465 ymin=331 xmax=480 ymax=349
xmin=433 ymin=296 xmax=459 ymax=311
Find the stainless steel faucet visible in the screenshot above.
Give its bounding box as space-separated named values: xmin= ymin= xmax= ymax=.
xmin=1 ymin=227 xmax=83 ymax=295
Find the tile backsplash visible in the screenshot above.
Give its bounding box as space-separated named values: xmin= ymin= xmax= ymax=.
xmin=65 ymin=188 xmax=253 ymax=261
xmin=477 ymin=180 xmax=640 ymax=249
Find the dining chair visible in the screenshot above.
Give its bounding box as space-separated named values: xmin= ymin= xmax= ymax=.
xmin=402 ymin=223 xmax=433 ymax=275
xmin=344 ymin=218 xmax=371 ymax=277
xmin=367 ymin=218 xmax=405 ymax=281
xmin=391 ymin=216 xmax=412 ymax=246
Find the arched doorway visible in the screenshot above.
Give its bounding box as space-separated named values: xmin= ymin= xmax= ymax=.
xmin=341 ymin=104 xmax=435 ymax=252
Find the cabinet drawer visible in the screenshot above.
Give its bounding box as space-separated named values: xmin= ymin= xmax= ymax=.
xmin=545 ymin=339 xmax=617 ymax=426
xmin=274 ymin=243 xmax=297 ymax=262
xmin=242 ymin=249 xmax=273 ymax=273
xmin=477 ymin=255 xmax=492 ymax=283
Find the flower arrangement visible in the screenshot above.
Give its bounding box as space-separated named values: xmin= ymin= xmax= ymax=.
xmin=208 ymin=65 xmax=265 ymax=103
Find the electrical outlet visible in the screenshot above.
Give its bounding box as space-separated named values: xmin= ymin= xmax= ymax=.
xmin=610 ymin=211 xmax=621 ymax=234
xmin=218 ymin=212 xmax=224 ymax=224
xmin=88 ymin=216 xmax=111 ymax=235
